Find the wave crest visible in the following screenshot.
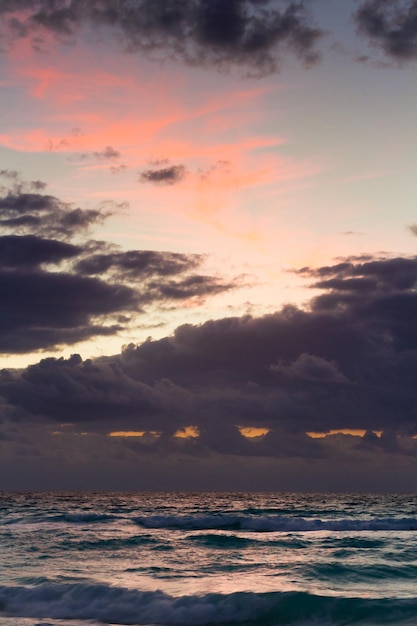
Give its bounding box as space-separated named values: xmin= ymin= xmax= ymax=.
xmin=133 ymin=514 xmax=417 ymax=532
xmin=1 ymin=583 xmax=417 ymax=625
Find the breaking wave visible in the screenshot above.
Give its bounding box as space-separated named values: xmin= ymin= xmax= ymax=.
xmin=1 ymin=583 xmax=417 ymax=625
xmin=133 ymin=514 xmax=417 ymax=532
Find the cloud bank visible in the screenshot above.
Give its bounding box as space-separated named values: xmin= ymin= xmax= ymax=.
xmin=3 ymin=202 xmax=417 ymax=488
xmin=3 ymin=249 xmax=417 ymax=470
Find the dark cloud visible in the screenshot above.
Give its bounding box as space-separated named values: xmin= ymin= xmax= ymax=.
xmin=140 ymin=165 xmax=186 ymax=185
xmin=0 ymin=1 xmax=324 ymax=75
xmin=270 ymin=353 xmax=350 ymax=384
xmin=68 ymin=146 xmax=123 ymax=161
xmin=0 ymin=235 xmax=81 ymax=268
xmin=0 ymin=176 xmax=237 ymax=353
xmin=0 ymin=270 xmax=138 ymax=353
xmin=94 ymin=146 xmax=120 ymax=160
xmin=0 ymin=356 xmax=160 ymax=423
xmin=75 ymin=249 xmax=201 ymax=278
xmin=0 ymin=189 xmax=111 ymax=239
xmin=5 ymin=248 xmax=417 ymax=491
xmin=4 ymin=252 xmax=417 ymax=455
xmin=0 ymin=169 xmax=19 ymax=180
xmin=74 ymin=146 xmax=121 ymax=161
xmin=355 ymin=0 xmax=417 ymax=62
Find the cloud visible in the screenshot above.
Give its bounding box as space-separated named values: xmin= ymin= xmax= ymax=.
xmin=0 ymin=186 xmax=111 ymax=239
xmin=270 ymin=353 xmax=350 ymax=384
xmin=0 ymin=270 xmax=138 ymax=353
xmin=72 ymin=146 xmax=121 ymax=162
xmin=355 ymin=0 xmax=417 ymax=62
xmin=93 ymin=146 xmax=120 ymax=160
xmin=4 ymin=251 xmax=417 ymax=449
xmin=75 ymin=250 xmax=202 ymax=279
xmin=110 ymin=165 xmax=127 ymax=175
xmin=140 ymin=165 xmax=186 ymax=185
xmin=5 ymin=254 xmax=417 ymax=491
xmin=0 ymin=176 xmax=238 ymax=353
xmin=0 ymin=234 xmax=81 ymax=267
xmin=0 ymin=1 xmax=324 ymax=75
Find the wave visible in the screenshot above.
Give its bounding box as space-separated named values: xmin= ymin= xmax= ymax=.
xmin=133 ymin=514 xmax=417 ymax=532
xmin=65 ymin=535 xmax=165 ymax=551
xmin=62 ymin=512 xmax=116 ymax=523
xmin=305 ymin=561 xmax=417 ymax=582
xmin=1 ymin=583 xmax=417 ymax=625
xmin=3 ymin=512 xmax=118 ymax=525
xmin=187 ymin=533 xmax=257 ymax=548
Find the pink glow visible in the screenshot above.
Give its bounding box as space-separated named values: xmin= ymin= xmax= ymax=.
xmin=1 ymin=35 xmax=325 ymax=279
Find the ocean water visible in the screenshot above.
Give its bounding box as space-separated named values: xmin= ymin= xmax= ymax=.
xmin=1 ymin=493 xmax=417 ymax=626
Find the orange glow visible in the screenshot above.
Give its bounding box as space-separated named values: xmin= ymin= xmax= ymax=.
xmin=174 ymin=426 xmax=199 ymax=438
xmin=306 ymin=429 xmax=382 ymax=438
xmin=239 ymin=427 xmax=270 ymax=438
xmin=109 ymin=431 xmax=146 ymax=437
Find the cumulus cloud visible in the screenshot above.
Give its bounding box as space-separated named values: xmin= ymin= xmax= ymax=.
xmin=270 ymin=353 xmax=350 ymax=384
xmin=355 ymin=0 xmax=417 ymax=62
xmin=0 ymin=0 xmax=324 ymax=75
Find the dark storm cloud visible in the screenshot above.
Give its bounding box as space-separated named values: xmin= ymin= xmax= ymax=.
xmin=0 ymin=176 xmax=237 ymax=353
xmin=270 ymin=353 xmax=350 ymax=384
xmin=5 ymin=252 xmax=417 ymax=453
xmin=0 ymin=0 xmax=324 ymax=75
xmin=0 ymin=270 xmax=138 ymax=352
xmin=0 ymin=355 xmax=161 ymax=423
xmin=355 ymin=0 xmax=417 ymax=61
xmin=140 ymin=165 xmax=186 ymax=185
xmin=0 ymin=235 xmax=81 ymax=267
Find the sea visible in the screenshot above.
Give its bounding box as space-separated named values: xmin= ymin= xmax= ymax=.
xmin=1 ymin=492 xmax=417 ymax=626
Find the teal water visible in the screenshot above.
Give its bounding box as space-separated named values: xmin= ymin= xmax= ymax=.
xmin=1 ymin=492 xmax=417 ymax=625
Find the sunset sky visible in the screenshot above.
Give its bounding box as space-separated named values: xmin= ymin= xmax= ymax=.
xmin=1 ymin=0 xmax=417 ymax=491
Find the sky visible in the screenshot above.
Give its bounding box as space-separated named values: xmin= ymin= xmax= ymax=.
xmin=0 ymin=0 xmax=417 ymax=491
